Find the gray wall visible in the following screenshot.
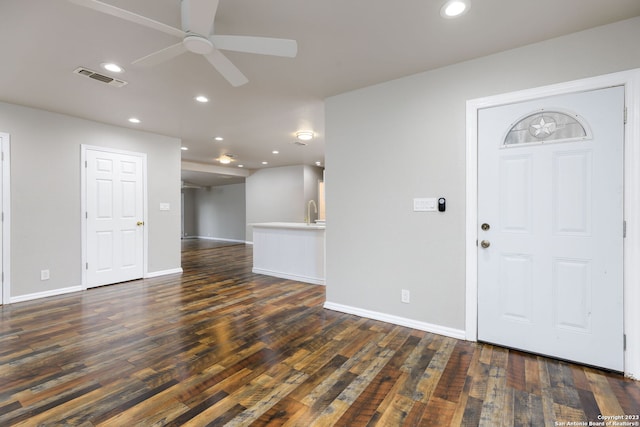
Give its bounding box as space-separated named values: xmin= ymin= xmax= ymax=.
xmin=325 ymin=17 xmax=640 ymax=331
xmin=182 ymin=188 xmax=197 ymax=237
xmin=245 ymin=165 xmax=323 ymax=241
xmin=193 ymin=183 xmax=246 ymax=242
xmin=0 ymin=102 xmax=181 ymax=299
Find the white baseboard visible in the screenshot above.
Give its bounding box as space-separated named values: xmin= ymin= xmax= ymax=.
xmin=323 ymin=301 xmax=466 ymax=340
xmin=145 ymin=268 xmax=183 ymax=278
xmin=195 ymin=236 xmax=247 ymax=244
xmin=8 ymin=269 xmax=183 ymax=304
xmin=252 ymin=268 xmax=324 ymax=285
xmin=10 ymin=285 xmax=83 ymax=304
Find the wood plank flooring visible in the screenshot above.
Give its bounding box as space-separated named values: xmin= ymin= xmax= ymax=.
xmin=1 ymin=239 xmax=638 ymax=426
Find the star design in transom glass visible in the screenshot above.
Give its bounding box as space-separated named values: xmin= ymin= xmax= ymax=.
xmin=529 ymin=116 xmax=557 ymax=138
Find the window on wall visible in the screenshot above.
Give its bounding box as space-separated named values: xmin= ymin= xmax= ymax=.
xmin=503 ymin=109 xmax=591 ymax=147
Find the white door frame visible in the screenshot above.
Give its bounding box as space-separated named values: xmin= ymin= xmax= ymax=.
xmin=466 ymin=69 xmax=640 ymax=379
xmin=81 ymin=145 xmax=148 ymax=289
xmin=0 ymin=133 xmax=10 ymax=305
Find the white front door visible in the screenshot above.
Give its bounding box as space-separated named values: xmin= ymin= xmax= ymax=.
xmin=477 ymin=86 xmax=624 ymax=371
xmin=85 ymin=147 xmax=145 ymax=288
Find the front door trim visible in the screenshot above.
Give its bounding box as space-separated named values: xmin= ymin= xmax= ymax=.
xmin=465 ymin=69 xmax=640 ymax=379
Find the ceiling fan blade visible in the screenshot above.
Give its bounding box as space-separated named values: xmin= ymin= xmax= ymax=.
xmin=68 ymin=0 xmax=185 ymax=38
xmin=132 ymin=42 xmax=188 ymax=67
xmin=203 ymin=49 xmax=248 ymax=87
xmin=211 ymin=35 xmax=298 ymax=58
xmin=181 ymin=0 xmax=219 ymax=36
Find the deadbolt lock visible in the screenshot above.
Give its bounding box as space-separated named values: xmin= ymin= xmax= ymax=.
xmin=481 ymin=223 xmax=490 ymax=231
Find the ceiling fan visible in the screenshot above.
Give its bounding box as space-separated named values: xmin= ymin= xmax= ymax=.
xmin=68 ymin=0 xmax=298 ymax=86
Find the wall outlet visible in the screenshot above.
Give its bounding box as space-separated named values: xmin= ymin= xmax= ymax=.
xmin=401 ymin=289 xmax=410 ymax=304
xmin=40 ymin=269 xmax=50 ymax=281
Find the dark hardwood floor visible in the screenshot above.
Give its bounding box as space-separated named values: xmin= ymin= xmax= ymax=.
xmin=1 ymin=240 xmax=638 ymax=426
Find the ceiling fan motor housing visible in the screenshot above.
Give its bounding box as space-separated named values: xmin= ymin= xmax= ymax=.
xmin=183 ymin=34 xmax=213 ymax=54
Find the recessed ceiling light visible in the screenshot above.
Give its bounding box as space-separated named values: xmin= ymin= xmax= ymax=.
xmin=181 ymin=146 xmax=189 ymax=151
xmin=128 ymin=117 xmax=141 ymax=124
xmin=272 ymin=150 xmax=279 ymax=154
xmin=315 ymin=161 xmax=322 ymax=166
xmin=296 ymin=131 xmax=314 ymax=141
xmin=214 ymin=136 xmax=224 ymax=141
xmin=262 ymin=161 xmax=268 ymax=165
xmin=238 ymin=164 xmax=244 ymax=168
xmin=440 ymin=0 xmax=470 ymax=18
xmin=102 ymin=62 xmax=124 ymax=73
xmin=195 ymin=95 xmax=209 ymax=103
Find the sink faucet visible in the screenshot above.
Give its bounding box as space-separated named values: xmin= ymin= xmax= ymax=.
xmin=307 ymin=200 xmax=318 ymax=225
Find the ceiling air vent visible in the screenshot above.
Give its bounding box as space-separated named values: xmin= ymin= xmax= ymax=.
xmin=73 ymin=67 xmax=128 ymax=88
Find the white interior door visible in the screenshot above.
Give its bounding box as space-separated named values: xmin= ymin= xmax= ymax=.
xmin=477 ymin=86 xmax=624 ymax=371
xmin=85 ymin=148 xmax=145 ymax=288
xmin=0 ymin=134 xmax=4 ymax=304
xmin=0 ymin=132 xmax=9 ymax=306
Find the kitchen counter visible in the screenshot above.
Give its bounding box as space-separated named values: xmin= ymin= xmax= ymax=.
xmin=251 ymin=222 xmax=325 ymax=285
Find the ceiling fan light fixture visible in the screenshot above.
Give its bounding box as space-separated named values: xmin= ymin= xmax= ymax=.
xmin=296 ymin=131 xmax=314 ymax=141
xmin=440 ymin=0 xmax=470 ymax=18
xmin=183 ymin=35 xmax=213 ymax=54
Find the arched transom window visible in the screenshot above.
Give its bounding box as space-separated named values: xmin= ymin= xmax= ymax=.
xmin=503 ymin=109 xmax=592 ymax=147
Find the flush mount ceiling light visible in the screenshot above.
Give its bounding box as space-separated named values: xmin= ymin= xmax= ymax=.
xmin=296 ymin=131 xmax=314 ymax=141
xmin=214 ymin=136 xmax=224 ymax=141
xmin=101 ymin=62 xmax=124 ymax=73
xmin=217 ymin=154 xmax=234 ymax=164
xmin=181 ymin=146 xmax=189 ymax=151
xmin=128 ymin=117 xmax=141 ymax=124
xmin=440 ymin=0 xmax=470 ymax=18
xmin=195 ymin=95 xmax=209 ymax=103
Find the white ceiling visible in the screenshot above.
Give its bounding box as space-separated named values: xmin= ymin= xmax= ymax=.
xmin=2 ymin=0 xmax=640 ymax=186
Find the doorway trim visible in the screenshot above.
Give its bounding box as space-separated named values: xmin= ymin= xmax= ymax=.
xmin=466 ymin=69 xmax=640 ymax=379
xmin=80 ymin=145 xmax=148 ymax=289
xmin=0 ymin=133 xmax=10 ymax=305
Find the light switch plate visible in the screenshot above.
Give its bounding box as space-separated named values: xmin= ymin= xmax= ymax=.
xmin=413 ymin=198 xmax=437 ymax=212
xmin=159 ymin=202 xmax=170 ymax=211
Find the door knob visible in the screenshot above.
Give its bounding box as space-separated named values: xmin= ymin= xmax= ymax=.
xmin=481 ymin=223 xmax=490 ymax=231
xmin=480 ymin=240 xmax=491 ymax=248
xmin=137 ymin=221 xmax=144 ymax=226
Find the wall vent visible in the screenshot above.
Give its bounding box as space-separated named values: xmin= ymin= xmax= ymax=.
xmin=73 ymin=67 xmax=128 ymax=88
